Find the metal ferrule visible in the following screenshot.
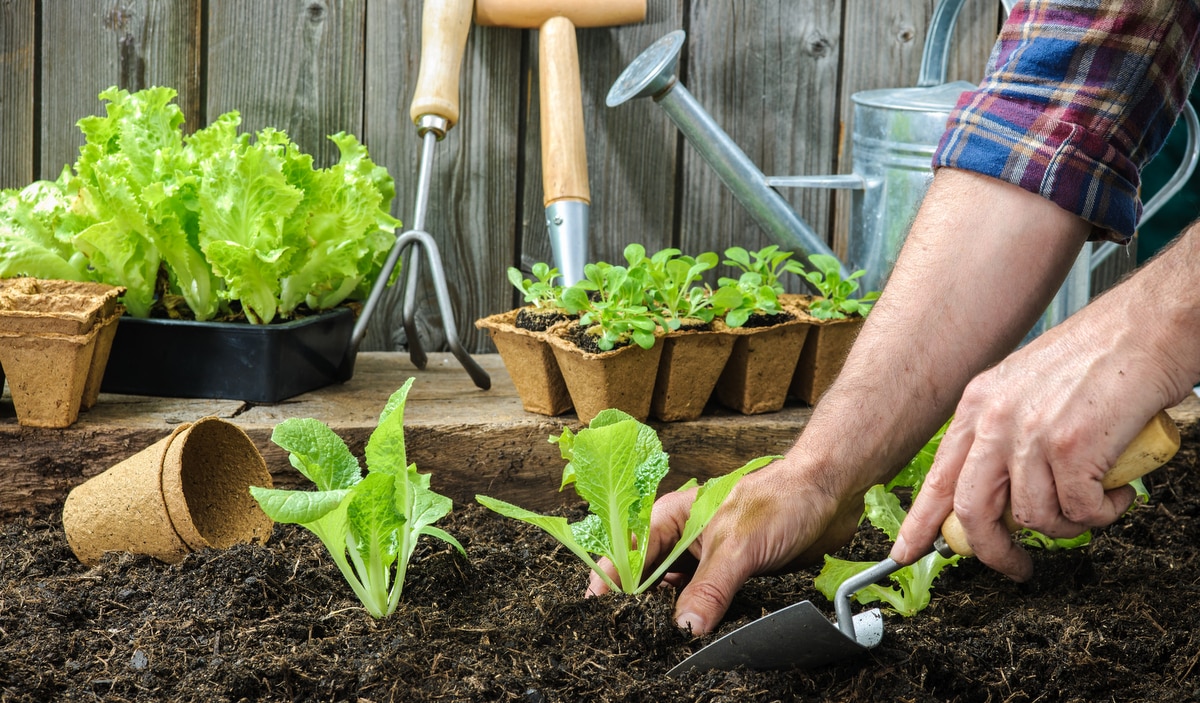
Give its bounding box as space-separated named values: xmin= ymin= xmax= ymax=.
xmin=414 ymin=114 xmax=449 ymax=141
xmin=546 ymin=200 xmax=590 ymax=286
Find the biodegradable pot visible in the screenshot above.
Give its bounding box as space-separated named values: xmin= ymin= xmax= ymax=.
xmin=0 ymin=279 xmax=126 ymax=427
xmin=546 ymin=324 xmax=664 ymax=424
xmin=714 ymin=312 xmax=811 ymax=415
xmin=101 ymin=306 xmax=357 ymax=402
xmin=789 ymin=315 xmax=866 ymax=405
xmin=62 ymin=417 xmax=274 ymax=566
xmin=475 ymin=309 xmax=572 ymax=416
xmin=650 ymin=322 xmax=736 ymax=422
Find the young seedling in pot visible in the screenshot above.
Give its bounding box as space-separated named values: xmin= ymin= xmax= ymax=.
xmin=626 ymin=244 xmax=723 ymax=331
xmin=560 ymin=260 xmax=658 ymax=352
xmin=715 ymin=245 xmax=806 ymax=328
xmin=507 ymin=262 xmax=571 ymax=331
xmin=802 ymin=253 xmax=880 ymax=321
xmin=249 ymin=378 xmax=463 ymax=619
xmin=477 ymin=409 xmax=775 ymax=594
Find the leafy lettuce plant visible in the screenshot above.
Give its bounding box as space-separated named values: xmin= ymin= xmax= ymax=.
xmin=477 ymin=409 xmax=775 ymax=594
xmin=803 ymin=254 xmax=880 ymax=321
xmin=0 ymin=85 xmax=400 ymax=323
xmin=248 ymin=378 xmax=463 ymax=618
xmin=815 ymin=419 xmax=1133 ymax=615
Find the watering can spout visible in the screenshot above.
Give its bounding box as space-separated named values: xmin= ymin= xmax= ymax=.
xmin=607 ymin=31 xmax=851 ymax=281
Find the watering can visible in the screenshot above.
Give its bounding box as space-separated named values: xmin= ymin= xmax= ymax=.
xmin=608 ymin=0 xmax=1198 ymax=339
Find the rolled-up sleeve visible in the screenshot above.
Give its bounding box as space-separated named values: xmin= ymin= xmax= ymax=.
xmin=933 ymin=0 xmax=1200 ymax=242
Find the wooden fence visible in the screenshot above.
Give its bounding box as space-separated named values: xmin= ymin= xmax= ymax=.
xmin=1 ymin=0 xmax=1009 ymax=353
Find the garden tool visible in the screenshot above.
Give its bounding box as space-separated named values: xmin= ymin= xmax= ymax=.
xmin=668 ymin=409 xmax=1182 ymax=677
xmin=474 ymin=0 xmax=646 ymax=285
xmin=353 ymin=0 xmax=490 ymax=391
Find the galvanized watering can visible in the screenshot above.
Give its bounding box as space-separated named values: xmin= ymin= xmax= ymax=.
xmin=608 ymin=0 xmax=1197 ymax=338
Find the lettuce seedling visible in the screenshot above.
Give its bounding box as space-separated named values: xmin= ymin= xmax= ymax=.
xmin=249 ymin=378 xmax=464 ymax=618
xmin=815 ymin=484 xmax=961 ymax=616
xmin=803 ymin=254 xmax=880 ymax=321
xmin=477 ymin=409 xmax=775 ymax=594
xmin=508 ymin=262 xmax=564 ymax=311
xmin=814 ymin=422 xmax=958 ymax=616
xmin=560 ymin=261 xmax=659 ymax=351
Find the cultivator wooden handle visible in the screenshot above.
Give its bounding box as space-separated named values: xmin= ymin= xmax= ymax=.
xmin=410 ymin=0 xmax=474 ymax=129
xmin=939 ymin=410 xmax=1182 ymax=558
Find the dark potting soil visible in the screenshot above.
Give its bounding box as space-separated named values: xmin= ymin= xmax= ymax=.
xmin=514 ymin=307 xmax=571 ymax=333
xmin=566 ymin=323 xmax=622 ymax=355
xmin=741 ymin=310 xmax=796 ymax=329
xmin=3 ymin=423 xmax=1200 ymax=702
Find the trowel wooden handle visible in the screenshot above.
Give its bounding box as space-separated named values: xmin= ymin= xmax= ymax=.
xmin=939 ymin=410 xmax=1181 ymax=557
xmin=409 ymin=0 xmax=474 ymax=128
xmin=539 ymin=15 xmax=590 ymax=206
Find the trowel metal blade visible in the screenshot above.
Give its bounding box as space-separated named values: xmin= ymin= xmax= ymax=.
xmin=667 ymin=601 xmax=883 ymax=677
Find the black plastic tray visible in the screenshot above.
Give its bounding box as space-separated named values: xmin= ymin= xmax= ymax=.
xmin=100 ymin=307 xmax=357 ymax=402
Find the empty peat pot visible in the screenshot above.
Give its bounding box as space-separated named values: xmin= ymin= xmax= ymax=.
xmin=61 ymin=417 xmax=274 ymax=566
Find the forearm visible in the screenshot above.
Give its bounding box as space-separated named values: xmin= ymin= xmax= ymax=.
xmin=784 ymin=168 xmax=1090 ymax=497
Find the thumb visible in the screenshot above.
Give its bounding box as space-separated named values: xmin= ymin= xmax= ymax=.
xmin=673 ymin=555 xmax=756 ymax=635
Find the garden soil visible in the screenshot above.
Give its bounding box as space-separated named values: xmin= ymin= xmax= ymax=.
xmin=3 ymin=423 xmax=1200 ymax=702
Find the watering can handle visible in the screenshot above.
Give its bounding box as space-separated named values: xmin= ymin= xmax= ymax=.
xmin=918 ymin=0 xmax=1015 ymax=88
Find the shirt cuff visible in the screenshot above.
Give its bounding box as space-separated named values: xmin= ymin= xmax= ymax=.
xmin=932 ymin=90 xmax=1138 ymax=244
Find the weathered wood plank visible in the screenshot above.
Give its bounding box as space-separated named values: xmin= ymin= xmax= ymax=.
xmin=680 ymin=0 xmax=843 ymax=289
xmin=5 ymin=351 xmax=1199 ymax=523
xmin=516 ymin=0 xmax=684 ymax=275
xmin=832 ymin=0 xmax=998 ymax=258
xmin=359 ymin=4 xmax=523 ymax=353
xmin=204 ymin=0 xmax=364 ymax=168
xmin=0 ymin=0 xmax=35 ymax=189
xmin=0 ymin=352 xmax=817 ymax=519
xmin=38 ymin=0 xmax=202 ymax=179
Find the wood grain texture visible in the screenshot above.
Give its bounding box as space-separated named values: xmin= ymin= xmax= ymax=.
xmin=205 ymin=0 xmax=364 ymax=168
xmin=681 ymin=0 xmax=842 ymax=292
xmin=0 ymin=352 xmax=821 ymax=519
xmin=0 ymin=0 xmax=35 ymax=189
xmin=39 ymin=0 xmax=201 ymax=179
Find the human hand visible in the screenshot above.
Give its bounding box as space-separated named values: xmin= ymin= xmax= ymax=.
xmin=585 ymin=459 xmax=866 ymax=635
xmin=890 ymin=304 xmax=1190 ymax=580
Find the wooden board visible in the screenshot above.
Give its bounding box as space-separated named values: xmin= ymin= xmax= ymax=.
xmin=0 ymin=352 xmax=821 ymax=520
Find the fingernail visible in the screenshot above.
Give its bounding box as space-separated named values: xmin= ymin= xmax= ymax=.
xmin=676 ymin=612 xmax=704 ymax=634
xmin=891 ymin=534 xmax=907 ymax=560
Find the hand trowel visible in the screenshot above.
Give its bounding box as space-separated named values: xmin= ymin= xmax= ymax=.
xmin=669 ymin=410 xmax=1182 ymax=677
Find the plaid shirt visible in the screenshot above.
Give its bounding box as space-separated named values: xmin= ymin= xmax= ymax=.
xmin=933 ymin=0 xmax=1200 ymax=242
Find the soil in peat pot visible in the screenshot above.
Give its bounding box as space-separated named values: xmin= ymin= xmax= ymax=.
xmin=3 ymin=423 xmax=1200 ymax=702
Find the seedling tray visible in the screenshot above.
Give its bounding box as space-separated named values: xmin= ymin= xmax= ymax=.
xmin=100 ymin=307 xmax=357 ymax=402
